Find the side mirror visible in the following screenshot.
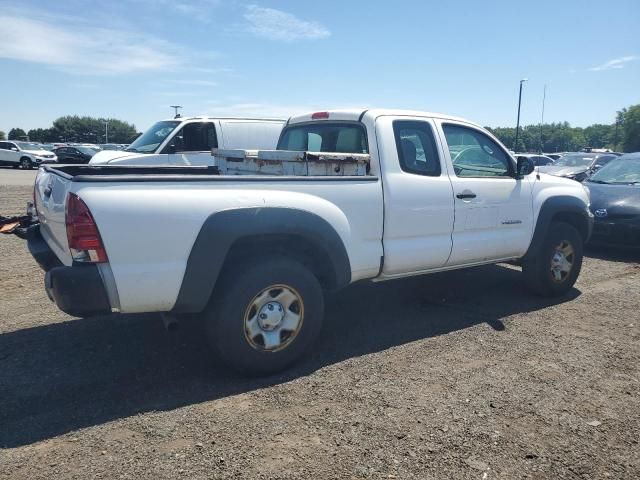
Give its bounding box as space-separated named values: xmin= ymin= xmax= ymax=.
xmin=592 ymin=164 xmax=602 ymax=171
xmin=166 ymin=144 xmax=176 ymax=154
xmin=11 ymin=147 xmax=19 ymax=152
xmin=516 ymin=157 xmax=535 ymax=178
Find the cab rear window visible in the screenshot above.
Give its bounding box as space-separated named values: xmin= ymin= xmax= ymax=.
xmin=277 ymin=122 xmax=368 ymax=154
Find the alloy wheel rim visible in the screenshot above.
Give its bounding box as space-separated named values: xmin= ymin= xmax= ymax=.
xmin=243 ymin=284 xmax=304 ymax=352
xmin=550 ymin=240 xmax=574 ymax=283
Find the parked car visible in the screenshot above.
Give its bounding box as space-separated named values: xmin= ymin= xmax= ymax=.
xmin=52 ymin=146 xmax=99 ymax=164
xmin=538 ymin=152 xmax=618 ymax=182
xmin=99 ymin=144 xmax=124 ymax=151
xmin=89 ymin=116 xmax=286 ymax=166
xmin=0 ymin=141 xmax=57 ymax=169
xmin=584 ymin=152 xmax=640 ymax=247
xmin=30 ymin=108 xmax=592 ymax=375
xmin=516 ymin=153 xmax=555 ymax=166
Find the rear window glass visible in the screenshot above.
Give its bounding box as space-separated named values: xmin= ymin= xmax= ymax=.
xmin=277 ymin=122 xmax=368 ymax=153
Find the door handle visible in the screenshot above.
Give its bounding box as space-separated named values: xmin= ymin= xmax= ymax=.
xmin=456 ymin=192 xmax=477 ymax=199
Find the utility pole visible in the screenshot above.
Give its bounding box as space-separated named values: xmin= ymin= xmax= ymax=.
xmin=539 ymin=84 xmax=547 ymax=153
xmin=514 ymin=78 xmax=528 ymax=152
xmin=104 ymin=121 xmax=109 ymax=144
xmin=170 ymin=105 xmax=183 ymax=118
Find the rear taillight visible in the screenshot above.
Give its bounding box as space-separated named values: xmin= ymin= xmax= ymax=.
xmin=65 ymin=193 xmax=108 ymax=263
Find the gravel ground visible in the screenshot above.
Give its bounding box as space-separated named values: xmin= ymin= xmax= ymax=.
xmin=1 ymin=184 xmax=639 ymax=479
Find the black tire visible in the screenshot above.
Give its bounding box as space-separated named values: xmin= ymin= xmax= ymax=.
xmin=522 ymin=221 xmax=583 ymax=296
xmin=20 ymin=157 xmax=32 ymax=170
xmin=204 ymin=256 xmax=324 ymax=376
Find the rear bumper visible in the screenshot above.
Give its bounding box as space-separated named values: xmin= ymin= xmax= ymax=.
xmin=45 ymin=266 xmax=112 ymax=317
xmin=28 ymin=225 xmax=111 ymax=317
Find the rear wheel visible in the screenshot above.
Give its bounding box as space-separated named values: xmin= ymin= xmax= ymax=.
xmin=20 ymin=157 xmax=33 ymax=170
xmin=203 ymin=256 xmax=324 ymax=376
xmin=522 ymin=221 xmax=583 ymax=296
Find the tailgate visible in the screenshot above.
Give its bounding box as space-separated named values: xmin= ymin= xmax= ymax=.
xmin=34 ymin=168 xmax=73 ymax=265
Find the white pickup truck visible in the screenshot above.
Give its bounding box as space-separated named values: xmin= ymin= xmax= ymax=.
xmin=29 ymin=109 xmax=593 ymax=375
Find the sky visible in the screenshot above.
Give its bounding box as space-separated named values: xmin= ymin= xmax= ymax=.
xmin=0 ymin=0 xmax=639 ymax=135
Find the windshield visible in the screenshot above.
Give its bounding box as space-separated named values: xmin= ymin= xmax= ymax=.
xmin=277 ymin=122 xmax=368 ymax=153
xmin=16 ymin=142 xmax=43 ymax=150
xmin=588 ymin=157 xmax=640 ymax=184
xmin=554 ymin=153 xmax=595 ymax=167
xmin=126 ymin=121 xmax=180 ymax=153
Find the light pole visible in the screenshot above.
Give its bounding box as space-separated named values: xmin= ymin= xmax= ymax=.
xmin=104 ymin=121 xmax=109 ymax=144
xmin=514 ymin=78 xmax=528 ymax=152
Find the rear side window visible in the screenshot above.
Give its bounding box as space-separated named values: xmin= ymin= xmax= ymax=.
xmin=393 ymin=120 xmax=441 ymax=176
xmin=278 ymin=122 xmax=368 ymax=153
xmin=167 ymin=122 xmax=217 ymax=153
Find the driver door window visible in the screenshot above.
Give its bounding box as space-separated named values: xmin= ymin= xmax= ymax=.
xmin=443 ymin=124 xmax=511 ymax=177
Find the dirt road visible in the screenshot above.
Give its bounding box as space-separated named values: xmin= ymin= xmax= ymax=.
xmin=1 ymin=184 xmax=639 ymax=479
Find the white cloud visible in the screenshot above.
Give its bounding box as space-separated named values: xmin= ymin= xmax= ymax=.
xmin=243 ymin=5 xmax=330 ymax=41
xmin=0 ymin=10 xmax=183 ymax=75
xmin=588 ymin=55 xmax=638 ymax=71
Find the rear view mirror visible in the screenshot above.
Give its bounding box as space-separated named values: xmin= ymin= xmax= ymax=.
xmin=516 ymin=157 xmax=535 ymax=178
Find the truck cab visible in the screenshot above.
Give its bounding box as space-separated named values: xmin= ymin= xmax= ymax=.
xmin=89 ymin=116 xmax=285 ymax=166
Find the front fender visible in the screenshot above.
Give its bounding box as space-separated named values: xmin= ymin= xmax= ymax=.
xmin=523 ymin=195 xmax=593 ymax=260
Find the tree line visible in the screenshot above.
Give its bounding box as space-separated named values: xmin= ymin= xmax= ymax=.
xmin=1 ymin=104 xmax=638 ymax=153
xmin=1 ymin=116 xmax=139 ymax=144
xmin=488 ymin=104 xmax=639 ymax=153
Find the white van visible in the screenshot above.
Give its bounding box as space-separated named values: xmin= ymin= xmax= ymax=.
xmin=89 ymin=116 xmax=285 ymax=166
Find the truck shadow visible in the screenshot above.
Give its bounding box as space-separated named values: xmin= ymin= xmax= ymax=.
xmin=0 ymin=264 xmax=579 ymax=448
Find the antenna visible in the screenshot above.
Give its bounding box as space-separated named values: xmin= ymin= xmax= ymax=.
xmin=170 ymin=105 xmax=183 ymax=118
xmin=539 ymin=84 xmax=547 ymax=153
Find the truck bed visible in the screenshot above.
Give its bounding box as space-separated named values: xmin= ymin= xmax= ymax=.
xmin=44 ymin=146 xmax=372 ymax=181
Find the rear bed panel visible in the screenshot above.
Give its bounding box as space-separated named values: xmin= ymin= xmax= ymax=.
xmin=37 ymin=165 xmax=383 ymax=314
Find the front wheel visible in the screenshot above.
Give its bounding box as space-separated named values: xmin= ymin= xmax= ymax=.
xmin=204 ymin=256 xmax=324 ymax=376
xmin=522 ymin=221 xmax=583 ymax=296
xmin=20 ymin=157 xmax=33 ymax=170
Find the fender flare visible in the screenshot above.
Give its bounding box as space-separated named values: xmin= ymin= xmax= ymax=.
xmin=171 ymin=207 xmax=351 ymax=313
xmin=522 ymin=195 xmax=593 ymax=261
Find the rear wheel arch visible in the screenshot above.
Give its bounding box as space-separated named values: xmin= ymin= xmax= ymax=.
xmin=172 ymin=207 xmax=351 ymax=314
xmin=223 ymin=233 xmax=342 ymax=290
